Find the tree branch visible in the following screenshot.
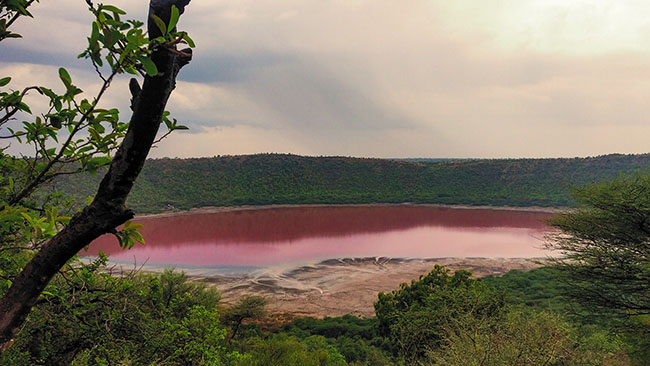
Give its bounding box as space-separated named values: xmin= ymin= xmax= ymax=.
xmin=0 ymin=1 xmax=192 ymax=350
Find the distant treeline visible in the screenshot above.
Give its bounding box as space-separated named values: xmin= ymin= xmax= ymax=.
xmin=49 ymin=153 xmax=650 ymax=213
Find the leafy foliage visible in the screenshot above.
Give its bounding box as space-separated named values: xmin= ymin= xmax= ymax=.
xmin=1 ymin=263 xmax=351 ymax=366
xmin=233 ymin=334 xmax=347 ymax=366
xmin=0 ymin=0 xmax=194 ymax=349
xmin=546 ymin=175 xmax=650 ymax=315
xmin=482 ymin=267 xmax=572 ymax=311
xmin=374 ymin=266 xmax=505 ymax=363
xmin=1 ymin=260 xmax=645 ymax=365
xmin=430 ymin=309 xmax=627 ymax=366
xmin=0 ymin=266 xmax=233 ymax=365
xmin=223 ymin=295 xmax=267 ymax=341
xmin=0 ymin=0 xmax=194 ymax=236
xmin=484 ymin=267 xmax=649 ymax=366
xmin=279 ymin=315 xmax=391 ymax=365
xmin=0 ymin=0 xmax=38 ymax=41
xmin=49 ymin=153 xmax=650 ymax=213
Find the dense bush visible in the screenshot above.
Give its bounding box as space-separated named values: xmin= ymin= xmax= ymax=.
xmin=232 ymin=334 xmax=347 ymax=366
xmin=1 ymin=262 xmax=234 ymax=365
xmin=2 ymin=259 xmax=645 ymax=365
xmin=484 ymin=267 xmax=649 ymax=366
xmin=374 ymin=266 xmax=505 ymax=363
xmin=430 ymin=310 xmax=627 ymax=366
xmin=280 ymin=315 xmax=391 ymax=365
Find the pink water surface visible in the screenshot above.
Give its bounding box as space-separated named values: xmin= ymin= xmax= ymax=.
xmin=83 ymin=205 xmax=552 ymax=267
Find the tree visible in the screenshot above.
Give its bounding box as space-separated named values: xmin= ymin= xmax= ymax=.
xmin=546 ymin=175 xmax=650 ymax=316
xmin=0 ymin=267 xmax=228 ymax=365
xmin=373 ymin=265 xmax=504 ymax=364
xmin=0 ymin=0 xmax=194 ymax=349
xmin=430 ymin=310 xmax=624 ymax=366
xmin=224 ymin=295 xmax=267 ymax=341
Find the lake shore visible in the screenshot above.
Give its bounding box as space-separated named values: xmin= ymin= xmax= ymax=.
xmin=135 ymin=203 xmax=565 ymax=220
xmin=118 ymin=204 xmax=556 ymax=318
xmin=194 ymin=257 xmax=546 ymax=319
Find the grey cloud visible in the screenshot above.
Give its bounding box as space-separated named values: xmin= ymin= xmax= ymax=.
xmin=180 ymin=52 xmax=293 ymax=84
xmin=238 ymin=59 xmax=409 ymax=132
xmin=5 ymin=0 xmax=650 ymax=158
xmin=0 ymin=45 xmax=84 ymax=71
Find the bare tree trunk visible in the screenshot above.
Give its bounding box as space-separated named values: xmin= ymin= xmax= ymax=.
xmin=0 ymin=1 xmax=192 ymax=350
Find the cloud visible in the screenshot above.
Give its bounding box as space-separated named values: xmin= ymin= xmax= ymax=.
xmin=151 ymin=125 xmax=306 ymax=158
xmin=3 ymin=0 xmax=650 ymax=158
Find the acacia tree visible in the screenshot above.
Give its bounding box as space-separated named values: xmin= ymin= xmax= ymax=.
xmin=224 ymin=295 xmax=267 ymax=341
xmin=374 ymin=266 xmax=504 ymax=364
xmin=0 ymin=0 xmax=193 ymax=349
xmin=546 ymin=175 xmax=650 ymax=315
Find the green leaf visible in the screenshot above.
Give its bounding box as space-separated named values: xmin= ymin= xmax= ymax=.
xmin=40 ymin=87 xmax=57 ymax=100
xmin=128 ymin=20 xmax=144 ymax=28
xmin=131 ymin=231 xmax=145 ymax=245
xmin=183 ymin=33 xmax=195 ymax=48
xmin=17 ymin=102 xmax=31 ymax=114
xmin=91 ymin=21 xmax=100 ymax=40
xmin=116 ymin=233 xmax=125 ymax=248
xmin=103 ymin=27 xmax=114 ymax=48
xmin=58 ymin=67 xmax=72 ymax=87
xmin=87 ymin=156 xmax=112 ymax=168
xmin=0 ymin=77 xmax=10 ymax=87
xmin=138 ymin=56 xmax=158 ymax=76
xmin=168 ymin=5 xmax=180 ymax=33
xmin=150 ymin=14 xmax=167 ymax=36
xmin=49 ymin=115 xmax=62 ymax=129
xmin=123 ymin=221 xmax=143 ymax=230
xmin=100 ymin=5 xmax=126 ymax=15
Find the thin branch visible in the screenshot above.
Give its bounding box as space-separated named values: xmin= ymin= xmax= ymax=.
xmin=10 ymin=68 xmax=119 ymax=205
xmin=0 ymin=86 xmax=43 ymax=127
xmin=4 ymin=0 xmax=36 ymax=29
xmin=152 ymin=129 xmax=173 ymax=145
xmin=91 ymin=59 xmax=107 ymax=83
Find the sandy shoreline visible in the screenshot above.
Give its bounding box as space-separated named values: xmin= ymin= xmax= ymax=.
xmin=192 ymin=257 xmax=546 ymax=318
xmin=136 ymin=203 xmax=565 ymax=220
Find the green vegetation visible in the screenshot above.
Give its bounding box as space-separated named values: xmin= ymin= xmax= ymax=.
xmin=430 ymin=309 xmax=622 ymax=366
xmin=547 ymin=175 xmax=650 ymax=315
xmin=374 ymin=266 xmax=504 ymax=363
xmin=279 ymin=316 xmax=391 ymax=365
xmin=278 ymin=267 xmax=643 ymax=365
xmin=0 ymin=262 xmax=347 ymax=366
xmin=2 ymin=1 xmax=649 ymax=364
xmin=11 ymin=262 xmax=645 ymax=365
xmin=484 ymin=268 xmax=650 ymax=364
xmin=0 ymin=0 xmax=194 ymax=348
xmin=50 ymin=153 xmax=650 ymax=213
xmin=11 ymin=149 xmax=646 ymax=365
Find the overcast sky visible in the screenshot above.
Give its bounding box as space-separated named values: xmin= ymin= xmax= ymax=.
xmin=2 ymin=0 xmax=650 ymax=158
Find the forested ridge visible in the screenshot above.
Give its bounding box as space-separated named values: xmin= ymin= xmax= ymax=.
xmin=50 ymin=153 xmax=650 ymax=213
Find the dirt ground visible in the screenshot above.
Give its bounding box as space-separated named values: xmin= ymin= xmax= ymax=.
xmin=195 ymin=257 xmax=544 ymax=318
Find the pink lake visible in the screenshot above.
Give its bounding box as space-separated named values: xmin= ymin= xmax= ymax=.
xmin=83 ymin=205 xmax=552 ymax=269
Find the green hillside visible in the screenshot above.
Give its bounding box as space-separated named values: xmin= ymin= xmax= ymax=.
xmin=49 ymin=153 xmax=650 ymax=213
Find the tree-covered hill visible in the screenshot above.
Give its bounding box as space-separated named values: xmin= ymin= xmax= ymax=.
xmin=50 ymin=153 xmax=650 ymax=213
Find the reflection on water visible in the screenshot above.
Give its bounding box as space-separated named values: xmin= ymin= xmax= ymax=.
xmin=83 ymin=205 xmax=552 ymax=267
